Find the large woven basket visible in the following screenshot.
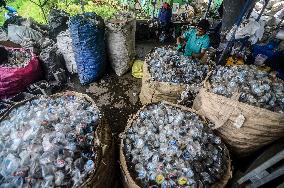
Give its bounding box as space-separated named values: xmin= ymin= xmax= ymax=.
xmin=193 ymin=76 xmax=284 ymax=156
xmin=0 ymin=91 xmax=115 ymax=188
xmin=139 ymin=48 xmax=210 ymax=105
xmin=120 ymin=101 xmax=232 ymax=188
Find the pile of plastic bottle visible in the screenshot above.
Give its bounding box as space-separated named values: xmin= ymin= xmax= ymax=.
xmin=210 ymin=65 xmax=284 ymax=113
xmin=123 ymin=103 xmax=228 ymax=188
xmin=147 ymin=47 xmax=209 ymax=84
xmin=0 ymin=49 xmax=31 ymax=68
xmin=0 ymin=95 xmax=100 ymax=187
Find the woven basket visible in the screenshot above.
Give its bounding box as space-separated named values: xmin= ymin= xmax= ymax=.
xmin=139 ymin=48 xmax=210 ymax=105
xmin=193 ymin=77 xmax=284 ymax=156
xmin=120 ymin=101 xmax=232 ymax=188
xmin=0 ymin=91 xmax=115 ymax=188
xmin=139 ymin=62 xmax=187 ymax=105
xmin=193 ymin=88 xmax=284 ymax=156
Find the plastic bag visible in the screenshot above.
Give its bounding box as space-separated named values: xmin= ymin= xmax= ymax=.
xmin=69 ymin=13 xmax=106 ymax=84
xmin=8 ymin=25 xmax=42 ymax=45
xmin=57 ymin=30 xmax=77 ymax=74
xmin=132 ymin=60 xmax=143 ymax=78
xmin=0 ymin=27 xmax=8 ymax=41
xmin=254 ymin=54 xmax=268 ymax=66
xmin=39 ymin=38 xmax=67 ymax=83
xmin=0 ymin=47 xmax=42 ymax=99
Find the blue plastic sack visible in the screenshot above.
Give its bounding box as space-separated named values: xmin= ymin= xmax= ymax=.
xmin=252 ymin=41 xmax=279 ymax=58
xmin=69 ymin=12 xmax=106 ymax=84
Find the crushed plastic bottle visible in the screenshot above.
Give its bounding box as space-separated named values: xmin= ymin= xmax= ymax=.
xmin=0 ymin=95 xmax=100 ymax=187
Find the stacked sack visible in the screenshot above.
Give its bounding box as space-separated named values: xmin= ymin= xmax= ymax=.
xmin=69 ymin=13 xmax=106 ymax=84
xmin=106 ymin=12 xmax=136 ymax=76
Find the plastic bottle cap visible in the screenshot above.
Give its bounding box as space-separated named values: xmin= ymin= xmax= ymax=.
xmin=178 ymin=177 xmax=187 ymax=185
xmin=155 ymin=174 xmax=165 ymax=185
xmin=56 ymin=159 xmax=65 ymax=168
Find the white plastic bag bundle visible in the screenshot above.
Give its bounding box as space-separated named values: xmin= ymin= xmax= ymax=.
xmin=234 ymin=19 xmax=265 ymax=44
xmin=56 ymin=30 xmax=77 ymax=74
xmin=8 ymin=25 xmax=42 ymax=45
xmin=106 ymin=12 xmax=136 ymax=76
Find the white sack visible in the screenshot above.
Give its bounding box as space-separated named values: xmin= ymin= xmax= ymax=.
xmin=56 ymin=30 xmax=77 ymax=74
xmin=106 ymin=12 xmax=136 ymax=76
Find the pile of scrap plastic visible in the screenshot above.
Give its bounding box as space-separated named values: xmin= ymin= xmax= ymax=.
xmin=140 ymin=47 xmax=210 ymax=105
xmin=0 ymin=94 xmax=100 ymax=187
xmin=0 ymin=48 xmax=31 ymax=68
xmin=209 ymin=65 xmax=284 ymax=113
xmin=122 ymin=102 xmax=230 ymax=188
xmin=147 ymin=47 xmax=209 ymax=84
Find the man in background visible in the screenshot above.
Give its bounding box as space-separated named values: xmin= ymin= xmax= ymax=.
xmin=176 ymin=19 xmax=210 ymax=59
xmin=158 ymin=2 xmax=172 ymax=42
